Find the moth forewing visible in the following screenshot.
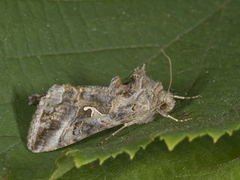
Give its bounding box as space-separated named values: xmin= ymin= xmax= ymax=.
xmin=27 ymin=84 xmax=123 ymax=152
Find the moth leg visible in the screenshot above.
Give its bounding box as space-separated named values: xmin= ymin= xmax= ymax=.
xmin=28 ymin=94 xmax=45 ymax=105
xmin=158 ymin=111 xmax=192 ymax=122
xmin=105 ymin=121 xmax=135 ymax=141
xmin=83 ymin=106 xmax=104 ymax=117
xmin=173 ymin=95 xmax=201 ymax=100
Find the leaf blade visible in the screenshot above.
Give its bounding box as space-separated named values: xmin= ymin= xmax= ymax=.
xmin=0 ymin=0 xmax=239 ymax=179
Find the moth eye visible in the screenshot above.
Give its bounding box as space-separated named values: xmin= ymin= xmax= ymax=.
xmin=160 ymin=103 xmax=168 ymax=110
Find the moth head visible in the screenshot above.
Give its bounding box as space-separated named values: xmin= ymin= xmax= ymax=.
xmin=157 ymin=91 xmax=175 ymax=113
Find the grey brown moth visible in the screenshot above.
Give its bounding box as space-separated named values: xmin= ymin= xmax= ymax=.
xmin=27 ymin=63 xmax=200 ymax=153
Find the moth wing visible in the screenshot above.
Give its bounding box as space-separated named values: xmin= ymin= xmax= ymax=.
xmin=27 ymin=84 xmax=117 ymax=153
xmin=27 ymin=85 xmax=79 ymax=152
xmin=59 ymin=114 xmax=121 ymax=148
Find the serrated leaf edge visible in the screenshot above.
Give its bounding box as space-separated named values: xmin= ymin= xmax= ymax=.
xmin=51 ymin=122 xmax=240 ymax=179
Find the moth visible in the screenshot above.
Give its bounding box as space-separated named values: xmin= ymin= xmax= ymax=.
xmin=27 ymin=64 xmax=200 ymax=153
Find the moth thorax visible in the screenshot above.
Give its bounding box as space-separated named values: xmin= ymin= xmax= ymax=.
xmin=158 ymin=91 xmax=175 ymax=113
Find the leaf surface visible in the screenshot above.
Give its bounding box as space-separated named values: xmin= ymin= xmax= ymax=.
xmin=61 ymin=132 xmax=240 ymax=180
xmin=0 ymin=0 xmax=239 ymax=179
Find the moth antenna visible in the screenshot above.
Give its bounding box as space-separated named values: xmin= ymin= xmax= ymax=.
xmin=161 ymin=50 xmax=173 ymax=92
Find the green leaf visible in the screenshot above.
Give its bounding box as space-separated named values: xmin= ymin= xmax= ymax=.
xmin=60 ymin=132 xmax=240 ymax=180
xmin=0 ymin=0 xmax=240 ymax=179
